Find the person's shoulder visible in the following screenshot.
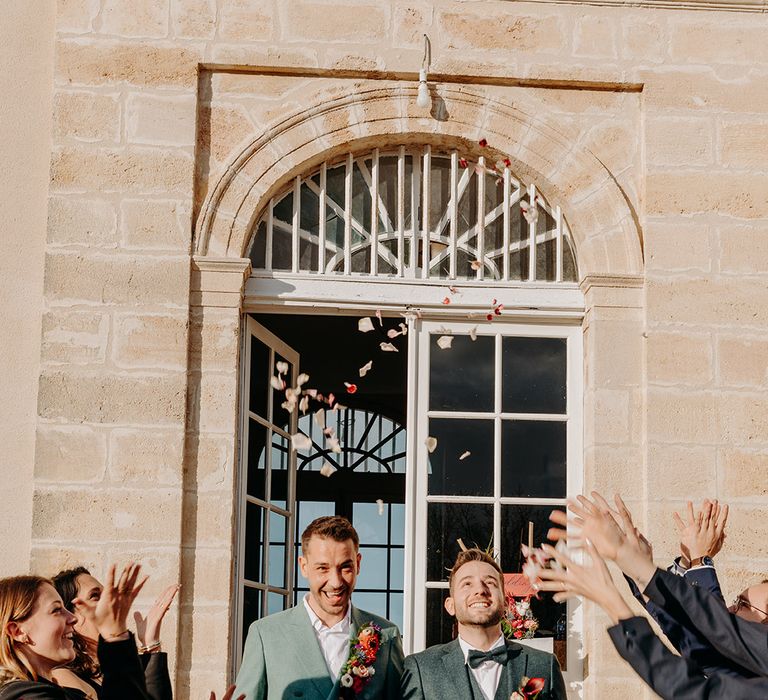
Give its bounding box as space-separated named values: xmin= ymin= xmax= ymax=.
xmin=0 ymin=679 xmax=68 ymax=699
xmin=353 ymin=607 xmax=401 ymax=638
xmin=246 ymin=604 xmax=305 ymax=634
xmin=405 ymin=640 xmax=457 ymax=664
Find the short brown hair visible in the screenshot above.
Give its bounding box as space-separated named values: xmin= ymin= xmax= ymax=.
xmin=0 ymin=575 xmax=50 ymax=682
xmin=448 ymin=549 xmax=505 ymax=593
xmin=301 ymin=516 xmax=359 ymax=553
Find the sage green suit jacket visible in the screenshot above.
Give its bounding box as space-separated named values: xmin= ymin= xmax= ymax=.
xmin=401 ymin=638 xmax=567 ymax=700
xmin=234 ymin=604 xmax=404 ymax=700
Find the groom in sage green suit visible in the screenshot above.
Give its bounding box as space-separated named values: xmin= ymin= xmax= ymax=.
xmin=234 ymin=516 xmax=404 ymax=700
xmin=401 ymin=548 xmax=567 ymax=700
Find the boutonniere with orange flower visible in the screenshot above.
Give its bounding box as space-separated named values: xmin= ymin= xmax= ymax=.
xmin=510 ymin=676 xmax=545 ymax=700
xmin=339 ymin=622 xmax=382 ymax=698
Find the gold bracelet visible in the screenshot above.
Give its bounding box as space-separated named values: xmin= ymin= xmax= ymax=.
xmin=139 ymin=641 xmax=162 ymax=654
xmin=105 ymin=630 xmax=130 ymax=639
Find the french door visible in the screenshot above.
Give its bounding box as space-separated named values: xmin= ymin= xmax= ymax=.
xmin=235 ymin=312 xmax=582 ymax=679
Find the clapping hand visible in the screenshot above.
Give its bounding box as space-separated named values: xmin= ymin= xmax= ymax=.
xmin=75 ymin=563 xmax=147 ymax=642
xmin=134 ymin=583 xmax=179 ymax=647
xmin=673 ymin=499 xmax=728 ymax=565
xmin=209 ymin=685 xmax=245 ymax=700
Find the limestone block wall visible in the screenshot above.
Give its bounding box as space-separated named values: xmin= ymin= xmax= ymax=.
xmin=20 ymin=1 xmax=768 ymax=698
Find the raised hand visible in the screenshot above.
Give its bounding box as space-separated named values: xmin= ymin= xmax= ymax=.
xmin=533 ymin=542 xmax=634 ymax=625
xmin=673 ymin=499 xmax=729 ymax=564
xmin=79 ymin=563 xmax=147 ymax=641
xmin=134 ymin=583 xmax=179 ymax=647
xmin=209 ymin=685 xmax=245 ymax=700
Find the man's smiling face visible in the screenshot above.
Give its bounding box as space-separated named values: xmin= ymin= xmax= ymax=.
xmin=445 ymin=560 xmax=506 ymax=629
xmin=299 ymin=535 xmax=361 ymax=627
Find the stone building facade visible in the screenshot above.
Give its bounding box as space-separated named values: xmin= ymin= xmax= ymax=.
xmin=2 ymin=0 xmax=768 ymax=698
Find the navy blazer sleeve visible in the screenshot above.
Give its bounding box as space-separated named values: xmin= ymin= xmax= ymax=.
xmin=97 ymin=634 xmax=152 ymax=700
xmin=608 ymin=617 xmax=768 ymax=700
xmin=644 ymin=568 xmax=768 ymax=677
xmin=140 ymin=651 xmax=173 ymax=700
xmin=684 ymin=565 xmax=725 ymax=603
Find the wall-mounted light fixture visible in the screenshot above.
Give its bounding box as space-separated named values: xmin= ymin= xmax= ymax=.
xmin=416 ymin=34 xmax=432 ymax=109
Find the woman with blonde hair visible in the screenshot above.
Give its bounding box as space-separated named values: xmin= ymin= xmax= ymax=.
xmin=0 ymin=563 xmax=150 ymax=699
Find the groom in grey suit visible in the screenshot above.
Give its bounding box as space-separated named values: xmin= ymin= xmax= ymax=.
xmin=401 ymin=548 xmax=567 ymax=700
xmin=234 ymin=515 xmax=404 ymax=700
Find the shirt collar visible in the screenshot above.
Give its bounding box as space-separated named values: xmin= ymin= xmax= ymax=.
xmin=457 ymin=632 xmax=506 ymax=662
xmin=303 ymin=593 xmax=352 ymax=632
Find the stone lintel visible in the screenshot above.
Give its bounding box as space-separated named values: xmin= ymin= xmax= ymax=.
xmin=191 ymin=256 xmax=251 ymax=309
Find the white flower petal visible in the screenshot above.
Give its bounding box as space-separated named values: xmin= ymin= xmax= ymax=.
xmin=299 ymin=396 xmax=309 ymax=414
xmin=376 ymin=498 xmax=385 ymax=516
xmin=375 ymin=309 xmax=383 ymax=326
xmin=320 ymin=462 xmax=337 ymax=478
xmin=270 ymin=376 xmax=284 ymax=390
xmin=359 ymin=360 xmax=373 ymax=378
xmin=380 ymin=342 xmax=399 ymax=352
xmin=291 ymin=433 xmax=312 ymax=451
xmin=358 ymin=317 xmax=375 ymax=333
xmin=387 ymin=328 xmax=401 ymax=339
xmin=296 ymin=373 xmax=310 ymax=387
xmin=459 ymin=451 xmax=471 ymax=461
xmin=314 ymin=408 xmax=325 ymax=427
xmin=327 ymin=436 xmax=342 ymax=454
xmin=275 ymin=361 xmax=289 ymax=375
xmin=425 ymin=436 xmax=437 ymax=453
xmin=469 ymin=326 xmax=478 ymax=341
xmin=437 ymin=335 xmax=453 ymax=350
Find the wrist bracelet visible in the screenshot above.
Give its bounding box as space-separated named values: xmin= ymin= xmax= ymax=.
xmin=105 ymin=629 xmax=130 ymax=639
xmin=139 ymin=640 xmax=162 ymax=654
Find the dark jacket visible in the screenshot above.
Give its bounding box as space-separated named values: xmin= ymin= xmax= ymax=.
xmin=625 ymin=563 xmax=755 ymax=678
xmin=609 ymin=569 xmax=768 ymax=699
xmin=401 ymin=638 xmax=567 ymax=700
xmin=0 ymin=635 xmax=150 ymax=700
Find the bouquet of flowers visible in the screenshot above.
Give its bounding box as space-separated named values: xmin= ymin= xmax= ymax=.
xmin=501 ymin=594 xmax=539 ymax=640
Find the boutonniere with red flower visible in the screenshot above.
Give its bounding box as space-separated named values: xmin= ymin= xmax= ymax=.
xmin=339 ymin=622 xmax=382 ymax=698
xmin=510 ymin=676 xmax=545 ymax=699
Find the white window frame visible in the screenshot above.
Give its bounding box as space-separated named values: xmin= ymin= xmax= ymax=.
xmin=404 ymin=317 xmax=584 ymax=684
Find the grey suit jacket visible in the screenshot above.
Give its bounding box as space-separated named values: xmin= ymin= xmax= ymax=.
xmin=234 ymin=604 xmax=404 ymax=700
xmin=401 ymin=638 xmax=567 ymax=700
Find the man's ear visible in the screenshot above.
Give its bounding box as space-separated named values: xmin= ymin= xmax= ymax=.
xmin=444 ymin=596 xmax=455 ymax=617
xmin=355 ymin=551 xmax=362 ymax=574
xmin=298 ymin=555 xmax=308 ymax=579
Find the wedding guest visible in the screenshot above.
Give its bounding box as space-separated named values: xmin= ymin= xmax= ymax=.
xmin=51 ymin=567 xmax=177 ymax=700
xmin=234 ymin=515 xmax=403 ymax=700
xmin=401 ymin=548 xmax=567 ymax=700
xmin=537 ymin=492 xmax=768 ymax=698
xmin=0 ymin=563 xmax=150 ymax=700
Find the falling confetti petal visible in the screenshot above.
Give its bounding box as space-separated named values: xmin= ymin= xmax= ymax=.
xmin=469 ymin=326 xmax=478 ymax=341
xmin=449 ymin=286 xmax=458 ymax=294
xmin=327 ymin=436 xmax=342 ymax=454
xmin=376 ymin=499 xmax=385 ymax=516
xmin=459 ymin=157 xmax=469 ymax=168
xmin=437 ymin=335 xmax=454 ymax=350
xmin=520 ymin=200 xmax=539 ymax=225
xmin=442 ymin=297 xmax=451 ymax=305
xmin=375 ymin=309 xmax=383 ymax=326
xmin=494 ymin=304 xmax=504 ymax=315
xmin=320 ymin=462 xmax=337 ymax=478
xmin=425 ymin=436 xmax=437 ymax=453
xmin=299 ymin=396 xmax=309 ymax=414
xmin=296 ymin=373 xmax=309 ymax=386
xmin=314 ymin=408 xmax=325 ymax=427
xmin=291 ymin=433 xmax=312 ymax=451
xmin=503 ymin=157 xmax=512 ymax=167
xmin=358 ymin=317 xmax=374 ymax=333
xmin=345 ymin=382 xmax=357 ymax=394
xmin=327 ymin=392 xmax=336 ymax=408
xmin=479 ymin=138 xmax=488 ymax=147
xmin=276 ymin=361 xmax=289 ymax=375
xmin=459 ymin=451 xmax=471 ymax=461
xmin=387 ymin=328 xmax=401 ymax=339
xmin=305 ymin=388 xmax=318 ymax=398
xmin=270 ymin=376 xmax=285 ymax=390
xmin=380 ymin=342 xmax=399 ymax=352
xmin=359 ymin=360 xmax=373 ymax=378
xmin=323 ymin=426 xmax=334 ymax=437
xmin=486 ymin=313 xmax=494 ymax=321
xmin=471 ymin=260 xmax=482 ymax=271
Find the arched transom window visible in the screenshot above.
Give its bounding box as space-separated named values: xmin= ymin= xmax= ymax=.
xmin=248 ymin=146 xmax=577 ymax=283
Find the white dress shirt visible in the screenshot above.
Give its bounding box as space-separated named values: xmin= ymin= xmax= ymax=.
xmin=458 ymin=633 xmax=506 ymax=700
xmin=303 ymin=594 xmax=351 ymax=679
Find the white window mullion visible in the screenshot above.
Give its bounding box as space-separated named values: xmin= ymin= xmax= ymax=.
xmin=370 ymin=149 xmax=379 ymax=276
xmin=528 ymin=183 xmax=537 ymax=282
xmin=556 ymin=205 xmax=563 ymax=283
xmin=397 ymin=146 xmax=405 ymax=277
xmin=421 ymin=145 xmax=431 ymax=279
xmin=476 ymin=156 xmax=486 ymax=281
xmin=449 ymin=151 xmax=458 ymax=279
xmin=318 ymin=164 xmax=327 ymax=274
xmin=502 ymin=168 xmax=511 ymax=282
xmin=410 ymin=150 xmax=420 ymax=278
xmin=291 ymin=176 xmax=300 ymax=273
xmin=344 ymin=153 xmax=353 ymax=275
xmin=265 ymin=198 xmax=274 ymax=272
xmin=493 ymin=332 xmax=502 ymax=561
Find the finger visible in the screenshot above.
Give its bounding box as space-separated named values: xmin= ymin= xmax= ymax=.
xmin=547 ymin=527 xmax=568 ymax=543
xmin=133 ymin=611 xmax=143 ymax=625
xmin=550 ymin=509 xmax=568 ymax=527
xmin=105 ymin=563 xmax=117 ymax=592
xmin=541 ymin=542 xmax=575 ymax=569
xmin=614 ymin=495 xmax=635 ymax=525
xmin=672 ymin=511 xmax=686 ymax=533
xmin=718 ymin=504 xmax=729 ymax=530
xmin=591 ymin=491 xmax=618 ymax=517
xmin=686 ymin=501 xmax=695 ymax=526
xmin=124 ymin=562 xmax=141 ymax=593
xmin=553 ymin=591 xmax=577 ymax=604
xmin=130 ymin=575 xmax=149 ymax=605
xmin=576 ymin=495 xmax=599 ymax=516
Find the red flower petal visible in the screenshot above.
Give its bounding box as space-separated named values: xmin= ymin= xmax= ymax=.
xmin=442 ymin=297 xmax=451 ymax=305
xmin=486 ymin=313 xmax=494 ymax=321
xmin=503 ymin=158 xmax=512 ymax=167
xmin=345 ymin=383 xmax=357 ymax=394
xmin=524 ymin=678 xmax=546 ymax=694
xmin=459 ymin=158 xmax=468 ymax=168
xmin=479 ymin=138 xmax=488 ymax=147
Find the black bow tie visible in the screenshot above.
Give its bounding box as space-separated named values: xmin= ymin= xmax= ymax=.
xmin=467 ymin=646 xmax=508 ymax=669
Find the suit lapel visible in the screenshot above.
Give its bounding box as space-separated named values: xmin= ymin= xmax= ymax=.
xmin=325 ymin=605 xmax=359 ymax=700
xmin=499 ymin=641 xmax=525 ymax=700
xmin=441 ymin=640 xmax=475 ymax=699
xmin=283 ymin=603 xmax=335 ymax=699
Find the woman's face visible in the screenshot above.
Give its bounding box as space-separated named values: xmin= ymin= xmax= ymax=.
xmin=17 ymin=583 xmax=77 ymax=675
xmin=72 ymin=573 xmax=102 ymax=641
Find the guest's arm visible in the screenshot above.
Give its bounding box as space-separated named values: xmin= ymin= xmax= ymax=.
xmin=234 ymin=623 xmax=267 ymax=700
xmin=383 ymin=628 xmax=405 ymax=700
xmin=400 ymin=655 xmax=426 ymax=700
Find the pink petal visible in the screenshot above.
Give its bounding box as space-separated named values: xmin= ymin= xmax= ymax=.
xmin=275 ymin=361 xmax=289 ymax=375
xmin=270 ymin=376 xmax=285 ymax=390
xmin=358 ymin=317 xmax=375 ymax=333
xmin=425 ymin=436 xmax=437 ymax=453
xmin=304 ymin=388 xmax=318 ymax=398
xmin=380 ymin=342 xmax=399 ymax=352
xmin=471 ymin=260 xmax=482 ymax=271
xmin=442 ymin=297 xmax=451 ymax=305
xmin=359 ymin=360 xmax=373 ymax=377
